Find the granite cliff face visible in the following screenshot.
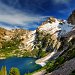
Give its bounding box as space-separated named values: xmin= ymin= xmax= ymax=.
xmin=0 ymin=28 xmax=36 ymax=58
xmin=36 ymin=17 xmax=74 ymax=52
xmin=0 ymin=28 xmax=32 ymax=50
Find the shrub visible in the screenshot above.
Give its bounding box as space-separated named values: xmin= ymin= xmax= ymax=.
xmin=9 ymin=67 xmax=20 ymax=75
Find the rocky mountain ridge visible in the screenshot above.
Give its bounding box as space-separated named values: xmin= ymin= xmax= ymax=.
xmin=0 ymin=10 xmax=75 ymax=58
xmin=0 ymin=10 xmax=75 ymax=75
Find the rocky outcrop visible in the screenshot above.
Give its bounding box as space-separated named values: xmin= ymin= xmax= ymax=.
xmin=0 ymin=28 xmax=35 ymax=50
xmin=36 ymin=17 xmax=74 ymax=51
xmin=19 ymin=30 xmax=36 ymax=50
xmin=46 ymin=58 xmax=75 ymax=75
xmin=62 ymin=30 xmax=75 ymax=42
xmin=36 ymin=17 xmax=60 ymax=50
xmin=67 ymin=10 xmax=75 ymax=25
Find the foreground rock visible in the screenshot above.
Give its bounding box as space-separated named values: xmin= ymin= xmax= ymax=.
xmin=46 ymin=58 xmax=75 ymax=75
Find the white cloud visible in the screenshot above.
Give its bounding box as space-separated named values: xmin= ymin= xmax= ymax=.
xmin=0 ymin=2 xmax=48 ymax=30
xmin=0 ymin=3 xmax=43 ymax=25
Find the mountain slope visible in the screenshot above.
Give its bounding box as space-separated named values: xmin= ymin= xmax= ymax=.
xmin=0 ymin=10 xmax=75 ymax=75
xmin=0 ymin=28 xmax=36 ymax=58
xmin=0 ymin=13 xmax=75 ymax=59
xmin=47 ymin=58 xmax=75 ymax=75
xmin=31 ymin=11 xmax=75 ymax=75
xmin=36 ymin=17 xmax=74 ymax=50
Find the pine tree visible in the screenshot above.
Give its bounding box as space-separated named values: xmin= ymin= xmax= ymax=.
xmin=1 ymin=66 xmax=7 ymax=75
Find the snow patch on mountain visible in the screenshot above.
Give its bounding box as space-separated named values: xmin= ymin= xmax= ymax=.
xmin=38 ymin=18 xmax=74 ymax=37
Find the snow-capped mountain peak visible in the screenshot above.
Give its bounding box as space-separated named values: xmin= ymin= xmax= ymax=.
xmin=36 ymin=17 xmax=75 ymax=49
xmin=38 ymin=17 xmax=74 ymax=37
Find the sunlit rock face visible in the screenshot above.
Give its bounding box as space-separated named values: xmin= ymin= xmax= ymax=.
xmin=67 ymin=10 xmax=75 ymax=25
xmin=0 ymin=28 xmax=36 ymax=50
xmin=19 ymin=30 xmax=36 ymax=51
xmin=36 ymin=17 xmax=74 ymax=50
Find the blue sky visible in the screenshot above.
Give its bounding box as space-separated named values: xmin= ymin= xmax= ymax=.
xmin=0 ymin=0 xmax=75 ymax=30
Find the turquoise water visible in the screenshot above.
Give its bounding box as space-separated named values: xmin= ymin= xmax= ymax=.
xmin=0 ymin=57 xmax=41 ymax=75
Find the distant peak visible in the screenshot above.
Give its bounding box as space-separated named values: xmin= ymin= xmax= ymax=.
xmin=46 ymin=17 xmax=56 ymax=23
xmin=67 ymin=10 xmax=75 ymax=25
